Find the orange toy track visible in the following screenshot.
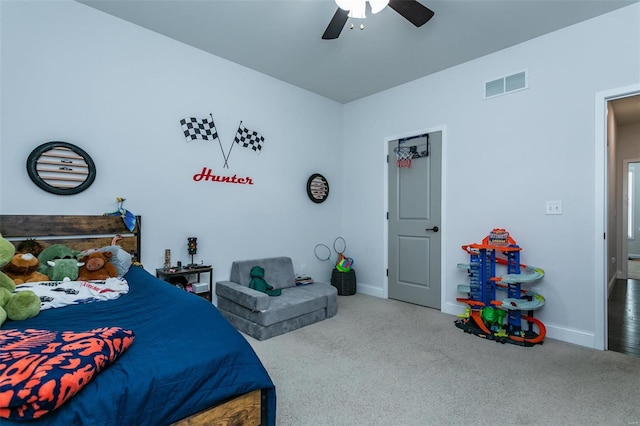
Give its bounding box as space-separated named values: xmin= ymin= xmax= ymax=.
xmin=509 ymin=315 xmax=546 ymax=344
xmin=456 ymin=297 xmax=486 ymax=307
xmin=470 ymin=310 xmax=492 ymax=335
xmin=461 ymin=243 xmax=522 ymax=254
xmin=457 ymin=298 xmax=546 ymax=344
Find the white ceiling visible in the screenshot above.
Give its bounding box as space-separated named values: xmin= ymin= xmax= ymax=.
xmin=79 ymin=0 xmax=637 ymax=104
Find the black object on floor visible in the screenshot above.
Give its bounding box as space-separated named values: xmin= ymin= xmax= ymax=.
xmin=331 ymin=269 xmax=356 ymax=296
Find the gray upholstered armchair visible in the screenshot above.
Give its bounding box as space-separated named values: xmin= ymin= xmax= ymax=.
xmin=216 ymin=257 xmax=337 ymax=340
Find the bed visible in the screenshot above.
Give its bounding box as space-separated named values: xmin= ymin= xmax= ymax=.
xmin=0 ymin=215 xmax=276 ymax=425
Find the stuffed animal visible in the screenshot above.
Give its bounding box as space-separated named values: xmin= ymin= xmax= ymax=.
xmin=15 ymin=238 xmax=45 ymax=257
xmin=0 ymin=235 xmax=17 ymax=292
xmin=2 ymin=290 xmax=40 ymax=323
xmin=78 ymin=251 xmax=118 ymax=281
xmin=0 ymin=235 xmax=42 ymax=325
xmin=46 ymin=258 xmax=84 ymax=281
xmin=80 ymin=245 xmax=132 ymax=277
xmin=2 ymin=253 xmax=49 ymax=284
xmin=0 ymin=287 xmax=40 ymax=326
xmin=37 ymin=244 xmax=79 ymax=273
xmin=248 ymin=266 xmax=281 ymax=296
xmin=0 ymin=287 xmax=11 ymax=324
xmin=38 ymin=244 xmax=83 ymax=281
xmin=0 ymin=274 xmax=40 ymax=326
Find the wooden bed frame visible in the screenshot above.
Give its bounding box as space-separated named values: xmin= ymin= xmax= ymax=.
xmin=0 ymin=214 xmax=267 ymax=426
xmin=0 ymin=215 xmax=142 ymax=261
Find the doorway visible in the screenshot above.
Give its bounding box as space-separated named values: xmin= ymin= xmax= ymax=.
xmin=387 ymin=131 xmax=442 ymax=308
xmin=598 ymin=88 xmax=640 ymax=354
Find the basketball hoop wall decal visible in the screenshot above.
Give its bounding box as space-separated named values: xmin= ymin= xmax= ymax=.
xmin=307 ymin=173 xmax=329 ymax=203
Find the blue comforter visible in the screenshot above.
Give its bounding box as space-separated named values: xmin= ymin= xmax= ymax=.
xmin=1 ymin=265 xmax=276 ymax=425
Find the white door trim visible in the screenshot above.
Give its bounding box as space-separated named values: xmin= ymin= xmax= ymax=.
xmin=594 ymin=84 xmax=640 ymax=350
xmin=383 ymin=124 xmax=448 ymax=311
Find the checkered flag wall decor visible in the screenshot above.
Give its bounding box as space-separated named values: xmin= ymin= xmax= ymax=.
xmin=180 ymin=114 xmax=219 ymax=142
xmin=234 ymin=122 xmax=265 ymax=153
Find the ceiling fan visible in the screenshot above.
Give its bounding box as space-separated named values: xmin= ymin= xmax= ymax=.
xmin=322 ymin=0 xmax=435 ymax=40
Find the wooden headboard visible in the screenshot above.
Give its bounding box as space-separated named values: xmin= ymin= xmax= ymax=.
xmin=0 ymin=215 xmax=141 ymax=261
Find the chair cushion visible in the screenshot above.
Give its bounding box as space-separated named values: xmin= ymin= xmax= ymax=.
xmin=218 ymin=285 xmax=328 ymax=326
xmin=230 ymin=257 xmax=296 ymax=290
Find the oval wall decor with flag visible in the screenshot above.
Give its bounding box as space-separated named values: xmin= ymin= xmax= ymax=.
xmin=26 ymin=141 xmax=96 ymax=195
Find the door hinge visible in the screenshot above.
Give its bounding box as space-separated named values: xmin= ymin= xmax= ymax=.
xmin=386 ymin=268 xmax=388 ymax=277
xmin=386 ymin=155 xmax=389 ymax=163
xmin=604 ymin=232 xmax=606 ymax=239
xmin=386 ymin=212 xmax=389 ymax=220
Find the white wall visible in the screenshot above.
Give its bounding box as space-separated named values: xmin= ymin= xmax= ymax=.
xmin=2 ymin=1 xmax=639 ymax=349
xmin=0 ymin=1 xmax=344 ymax=290
xmin=341 ymin=4 xmax=640 ymax=347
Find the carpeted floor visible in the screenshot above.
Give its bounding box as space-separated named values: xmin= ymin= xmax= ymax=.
xmin=248 ymin=293 xmax=640 ymax=426
xmin=629 ymin=259 xmax=640 ymax=280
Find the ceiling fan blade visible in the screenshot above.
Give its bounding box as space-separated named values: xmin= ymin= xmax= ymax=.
xmin=322 ymin=8 xmax=349 ymax=40
xmin=388 ymin=0 xmax=435 ymax=27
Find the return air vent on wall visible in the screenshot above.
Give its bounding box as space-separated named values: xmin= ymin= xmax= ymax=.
xmin=484 ymin=70 xmax=528 ymax=99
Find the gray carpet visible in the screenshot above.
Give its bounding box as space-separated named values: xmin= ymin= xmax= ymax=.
xmin=247 ymin=293 xmax=640 ymax=425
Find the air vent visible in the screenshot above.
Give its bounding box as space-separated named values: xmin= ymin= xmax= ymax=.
xmin=484 ymin=70 xmax=528 ymax=99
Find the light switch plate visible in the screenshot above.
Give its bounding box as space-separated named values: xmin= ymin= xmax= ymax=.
xmin=546 ymin=200 xmax=563 ymax=215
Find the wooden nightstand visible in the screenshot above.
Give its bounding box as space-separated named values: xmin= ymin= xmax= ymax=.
xmin=156 ymin=265 xmax=213 ymax=301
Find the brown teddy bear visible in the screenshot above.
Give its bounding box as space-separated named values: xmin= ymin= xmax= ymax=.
xmin=77 ymin=251 xmax=118 ymax=281
xmin=2 ymin=253 xmax=49 ymax=284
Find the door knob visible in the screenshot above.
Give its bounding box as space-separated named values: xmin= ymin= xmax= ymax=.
xmin=426 ymin=226 xmax=439 ymax=232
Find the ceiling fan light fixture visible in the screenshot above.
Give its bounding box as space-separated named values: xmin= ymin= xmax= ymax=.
xmin=348 ymin=1 xmax=366 ymax=19
xmin=369 ymin=0 xmax=389 ymax=14
xmin=323 ymin=0 xmax=434 ymax=40
xmin=335 ymin=0 xmax=388 ymax=19
xmin=335 ymin=0 xmax=356 ymax=12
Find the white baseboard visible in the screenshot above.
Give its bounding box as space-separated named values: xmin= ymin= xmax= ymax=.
xmin=353 ymin=283 xmax=385 ymax=299
xmin=442 ymin=301 xmax=466 ymax=317
xmin=544 ymin=323 xmax=595 ymax=348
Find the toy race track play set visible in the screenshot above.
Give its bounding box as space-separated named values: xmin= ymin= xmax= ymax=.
xmin=455 ymin=228 xmax=546 ymax=347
